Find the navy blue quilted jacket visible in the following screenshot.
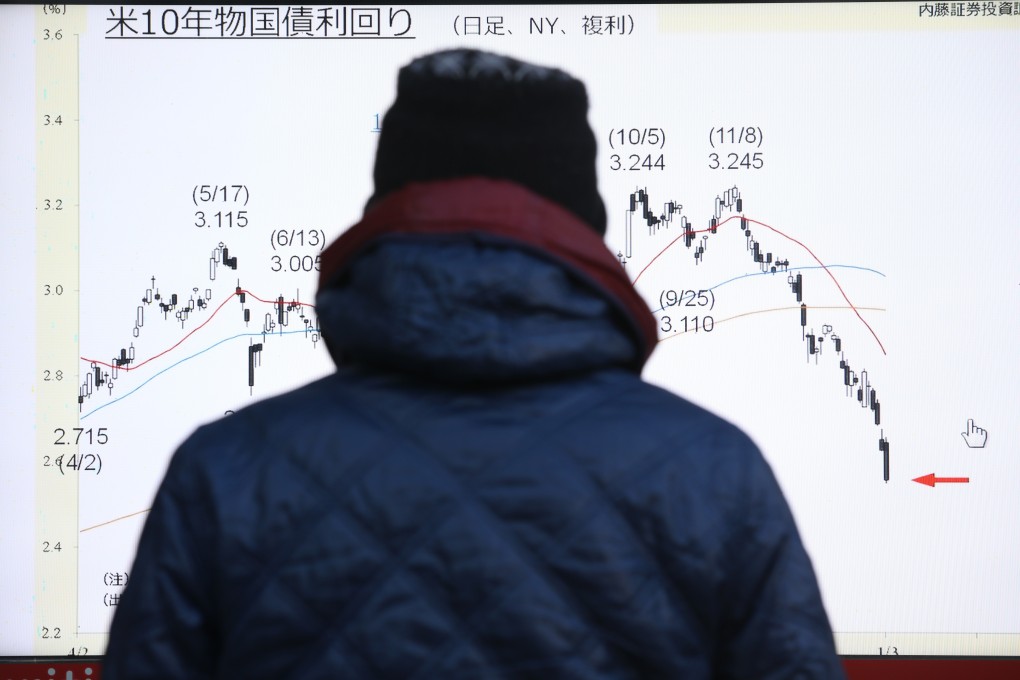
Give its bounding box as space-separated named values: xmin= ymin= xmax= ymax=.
xmin=105 ymin=179 xmax=843 ymax=679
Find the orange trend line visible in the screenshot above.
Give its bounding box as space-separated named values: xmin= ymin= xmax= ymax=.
xmin=80 ymin=288 xmax=314 ymax=372
xmin=80 ymin=508 xmax=150 ymax=533
xmin=657 ymin=304 xmax=885 ymax=342
xmin=632 ymin=214 xmax=887 ymax=355
xmin=78 ymin=308 xmax=889 ymax=533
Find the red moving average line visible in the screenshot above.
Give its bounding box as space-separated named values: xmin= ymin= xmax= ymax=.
xmin=79 ymin=289 xmax=314 ymax=372
xmin=631 ymin=214 xmax=887 ymax=356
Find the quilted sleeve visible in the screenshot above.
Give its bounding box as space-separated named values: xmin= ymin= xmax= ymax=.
xmin=715 ymin=451 xmax=846 ymax=680
xmin=103 ymin=433 xmax=219 ymax=679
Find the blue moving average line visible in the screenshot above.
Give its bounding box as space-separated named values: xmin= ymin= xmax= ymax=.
xmin=81 ymin=329 xmax=318 ymax=420
xmin=83 ymin=264 xmax=883 ymax=419
xmin=649 ymin=263 xmax=885 ymax=313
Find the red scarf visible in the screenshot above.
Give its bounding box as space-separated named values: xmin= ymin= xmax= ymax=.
xmin=318 ymin=178 xmax=657 ymax=369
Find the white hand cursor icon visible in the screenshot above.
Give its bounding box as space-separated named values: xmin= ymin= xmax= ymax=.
xmin=962 ymin=419 xmax=988 ymax=448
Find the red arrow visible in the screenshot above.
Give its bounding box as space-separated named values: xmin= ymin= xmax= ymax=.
xmin=912 ymin=473 xmax=970 ymax=487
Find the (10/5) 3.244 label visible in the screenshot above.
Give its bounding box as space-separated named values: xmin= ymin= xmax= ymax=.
xmin=611 ymin=151 xmax=763 ymax=171
xmin=610 ymin=153 xmax=665 ymax=171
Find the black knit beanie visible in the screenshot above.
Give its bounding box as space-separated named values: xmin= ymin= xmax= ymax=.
xmin=368 ymin=49 xmax=607 ymax=236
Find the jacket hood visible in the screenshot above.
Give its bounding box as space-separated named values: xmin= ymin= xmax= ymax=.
xmin=315 ymin=178 xmax=657 ymax=383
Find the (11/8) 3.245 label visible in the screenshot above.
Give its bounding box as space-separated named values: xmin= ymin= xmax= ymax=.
xmin=708 ymin=152 xmax=763 ymax=170
xmin=708 ymin=125 xmax=765 ymax=170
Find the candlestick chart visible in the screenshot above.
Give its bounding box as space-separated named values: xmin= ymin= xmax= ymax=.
xmin=11 ymin=4 xmax=1018 ymax=658
xmin=618 ymin=186 xmax=891 ymax=482
xmin=78 ymin=242 xmax=322 ymax=419
xmin=74 ymin=236 xmax=333 ymax=633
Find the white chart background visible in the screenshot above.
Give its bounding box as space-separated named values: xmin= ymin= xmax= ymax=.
xmin=3 ymin=3 xmax=1019 ymax=656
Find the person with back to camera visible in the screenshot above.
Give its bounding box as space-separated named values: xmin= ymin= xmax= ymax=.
xmin=103 ymin=49 xmax=845 ymax=679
